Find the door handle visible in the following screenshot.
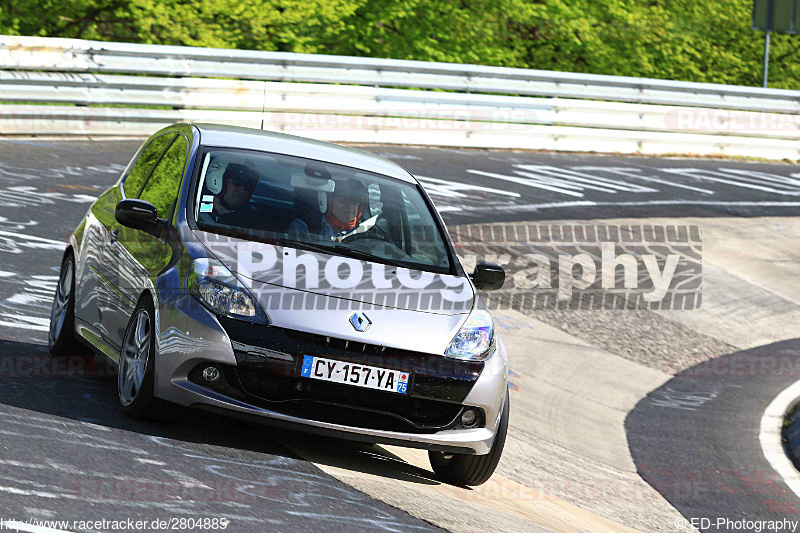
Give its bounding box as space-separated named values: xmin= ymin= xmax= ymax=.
xmin=109 ymin=229 xmax=119 ymax=243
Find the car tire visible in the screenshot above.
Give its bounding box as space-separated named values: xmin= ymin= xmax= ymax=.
xmin=118 ymin=296 xmax=160 ymax=419
xmin=48 ymin=251 xmax=84 ymax=355
xmin=429 ymin=389 xmax=510 ymax=486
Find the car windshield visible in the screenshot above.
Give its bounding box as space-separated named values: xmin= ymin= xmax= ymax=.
xmin=193 ymin=148 xmax=453 ymax=273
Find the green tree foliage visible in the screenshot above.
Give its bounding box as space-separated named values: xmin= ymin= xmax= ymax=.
xmin=139 ymin=134 xmax=187 ymax=218
xmin=1 ymin=0 xmax=798 ymax=88
xmin=123 ymin=132 xmax=176 ymax=198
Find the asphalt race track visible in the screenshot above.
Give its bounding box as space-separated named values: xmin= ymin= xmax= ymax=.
xmin=0 ymin=138 xmax=799 ymax=532
xmin=357 ymin=145 xmax=800 ymax=224
xmin=627 ymin=339 xmax=800 ymax=533
xmin=0 ymin=338 xmax=442 ymax=533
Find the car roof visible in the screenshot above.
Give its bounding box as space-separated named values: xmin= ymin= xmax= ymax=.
xmin=190 ymin=123 xmax=417 ymax=184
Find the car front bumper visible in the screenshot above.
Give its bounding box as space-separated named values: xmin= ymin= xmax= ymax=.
xmin=155 ymin=295 xmax=508 ymax=455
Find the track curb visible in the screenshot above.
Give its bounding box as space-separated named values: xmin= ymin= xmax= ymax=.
xmin=762 ymin=380 xmax=800 ymax=497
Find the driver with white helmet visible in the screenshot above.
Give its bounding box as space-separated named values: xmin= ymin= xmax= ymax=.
xmin=289 ymin=172 xmax=369 ymax=241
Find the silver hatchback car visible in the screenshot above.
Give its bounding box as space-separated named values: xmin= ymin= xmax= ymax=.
xmin=48 ymin=123 xmax=509 ymax=486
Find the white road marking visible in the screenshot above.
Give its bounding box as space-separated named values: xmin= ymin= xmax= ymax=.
xmin=0 ymin=429 xmax=147 ymax=454
xmin=467 ymin=169 xmax=586 ymax=197
xmin=0 ymin=274 xmax=59 ymax=332
xmin=0 ymin=186 xmax=96 ymax=208
xmin=427 ymin=165 xmax=800 ymax=213
xmin=0 ymin=215 xmax=39 ymax=231
xmin=6 ymin=294 xmax=46 ymax=305
xmin=572 ymin=166 xmax=716 ymax=195
xmin=0 ymin=230 xmax=63 ymax=246
xmin=7 ymin=285 xmax=57 ymax=308
xmin=0 ymin=240 xmax=63 ymax=253
xmin=0 ymin=318 xmax=49 ymax=331
xmin=660 ymin=168 xmax=800 ymax=195
xmin=0 ymin=413 xmax=114 ymax=434
xmin=0 ymin=315 xmax=49 ymax=325
xmin=0 ymin=161 xmax=124 ymax=184
xmin=719 ymin=168 xmax=800 ymax=189
xmin=134 ymin=458 xmax=167 ymax=466
xmin=377 ymin=153 xmax=423 ymax=160
xmin=455 ymin=199 xmax=800 ymax=213
xmin=600 ymin=200 xmax=800 ymax=208
xmin=515 ymin=164 xmax=658 ymax=193
xmin=0 ymin=486 xmax=64 ymax=499
xmin=415 ymin=175 xmax=520 ymax=198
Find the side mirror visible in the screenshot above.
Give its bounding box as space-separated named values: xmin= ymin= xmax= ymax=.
xmin=115 ymin=199 xmax=160 ymax=233
xmin=471 ymin=260 xmax=505 ymax=291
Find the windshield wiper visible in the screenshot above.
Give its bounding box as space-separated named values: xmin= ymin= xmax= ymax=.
xmin=275 ymin=238 xmax=404 ymax=268
xmin=330 ymin=244 xmax=389 ymax=264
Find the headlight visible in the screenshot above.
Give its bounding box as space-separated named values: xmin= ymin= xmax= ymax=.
xmin=187 ymin=258 xmax=268 ymax=324
xmin=444 ymin=310 xmax=496 ymax=361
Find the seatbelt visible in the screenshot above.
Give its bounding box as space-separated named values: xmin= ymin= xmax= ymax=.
xmin=335 ymin=214 xmax=379 ymax=242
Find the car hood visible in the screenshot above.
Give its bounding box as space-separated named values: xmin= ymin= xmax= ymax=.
xmin=191 ymin=230 xmax=475 ymax=351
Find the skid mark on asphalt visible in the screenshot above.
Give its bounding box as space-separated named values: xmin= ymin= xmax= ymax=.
xmin=647 ymin=387 xmax=720 ymax=411
xmin=0 ymin=458 xmax=256 ymax=512
xmin=147 ymin=436 xmax=439 ymax=532
xmin=0 ymin=274 xmax=58 ymax=336
xmin=0 ymin=230 xmax=64 ymax=253
xmin=0 ymin=411 xmax=111 ymax=431
xmin=0 ymin=161 xmax=124 ymax=185
xmin=0 ymin=216 xmax=39 ymax=232
xmin=0 ymin=379 xmax=434 ymax=530
xmin=0 ymin=428 xmax=147 ymax=454
xmin=0 ymin=186 xmax=97 ymax=208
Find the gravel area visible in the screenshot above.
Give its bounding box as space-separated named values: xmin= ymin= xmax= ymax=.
xmin=527 ymin=308 xmax=737 ymax=374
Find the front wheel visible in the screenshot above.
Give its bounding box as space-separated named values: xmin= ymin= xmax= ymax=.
xmin=48 ymin=252 xmax=83 ymax=355
xmin=118 ymin=297 xmax=160 ymax=419
xmin=429 ymin=390 xmax=510 ymax=486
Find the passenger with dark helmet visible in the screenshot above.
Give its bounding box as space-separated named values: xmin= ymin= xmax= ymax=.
xmin=209 ymin=163 xmax=261 ymax=227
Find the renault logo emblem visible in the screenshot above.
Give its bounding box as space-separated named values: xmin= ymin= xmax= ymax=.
xmin=349 ymin=312 xmax=371 ymax=332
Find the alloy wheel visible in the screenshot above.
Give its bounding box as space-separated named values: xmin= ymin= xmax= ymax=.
xmin=119 ymin=309 xmax=151 ymax=406
xmin=49 ymin=259 xmax=73 ymax=348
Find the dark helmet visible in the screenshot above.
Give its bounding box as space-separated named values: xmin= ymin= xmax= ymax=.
xmin=220 ymin=163 xmax=259 ymax=196
xmin=330 ymin=178 xmax=368 ymax=205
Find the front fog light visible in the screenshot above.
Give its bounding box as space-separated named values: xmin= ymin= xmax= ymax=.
xmin=461 ymin=409 xmax=478 ymax=427
xmin=444 ymin=310 xmax=496 ymax=361
xmin=188 ymin=258 xmax=268 ymax=324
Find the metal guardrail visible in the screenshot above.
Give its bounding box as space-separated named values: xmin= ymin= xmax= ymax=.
xmin=1 ymin=35 xmax=799 ymax=159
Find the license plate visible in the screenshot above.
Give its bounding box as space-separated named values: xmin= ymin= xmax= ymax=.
xmin=300 ymin=355 xmax=409 ymax=394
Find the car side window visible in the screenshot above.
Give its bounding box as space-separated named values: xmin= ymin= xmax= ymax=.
xmin=123 ymin=132 xmax=177 ymax=198
xmin=401 ymin=189 xmax=449 ymax=267
xmin=139 ymin=134 xmax=188 ymax=221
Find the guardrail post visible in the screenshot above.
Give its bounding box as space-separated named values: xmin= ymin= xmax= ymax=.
xmin=762 ymin=29 xmax=771 ymax=88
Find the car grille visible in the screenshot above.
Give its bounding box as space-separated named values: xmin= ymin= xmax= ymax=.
xmin=198 ymin=317 xmax=487 ymax=434
xmin=189 ymin=363 xmax=467 ymax=433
